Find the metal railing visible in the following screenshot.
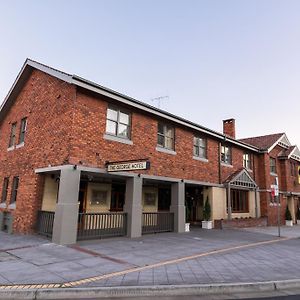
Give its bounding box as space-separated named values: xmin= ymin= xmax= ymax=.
xmin=77 ymin=212 xmax=127 ymax=240
xmin=36 ymin=210 xmax=55 ymax=238
xmin=142 ymin=212 xmax=174 ymax=234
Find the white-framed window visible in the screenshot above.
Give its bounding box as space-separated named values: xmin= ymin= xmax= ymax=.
xmin=157 ymin=123 xmax=175 ymax=150
xmin=221 ymin=145 xmax=232 ymax=164
xmin=18 ymin=117 xmax=27 ymax=144
xmin=193 ymin=136 xmax=207 ymax=159
xmin=106 ymin=106 xmax=131 ymax=139
xmin=10 ymin=176 xmax=19 ymax=204
xmin=8 ymin=122 xmax=17 ymax=148
xmin=1 ymin=177 xmax=9 ymax=204
xmin=270 ymin=157 xmax=276 ymax=174
xmin=243 ymin=153 xmax=252 ymax=170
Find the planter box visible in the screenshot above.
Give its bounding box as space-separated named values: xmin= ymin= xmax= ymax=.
xmin=285 ymin=220 xmax=293 ymax=227
xmin=202 ymin=220 xmax=213 ymax=229
xmin=214 ymin=217 xmax=267 ymax=229
xmin=185 ymin=223 xmax=190 ymax=232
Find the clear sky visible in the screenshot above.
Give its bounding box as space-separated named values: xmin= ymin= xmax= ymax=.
xmin=0 ymin=0 xmax=299 ymax=144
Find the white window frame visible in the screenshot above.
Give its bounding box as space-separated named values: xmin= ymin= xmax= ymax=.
xmin=157 ymin=123 xmax=175 ymax=150
xmin=193 ymin=136 xmax=207 ymax=159
xmin=243 ymin=153 xmax=252 ymax=170
xmin=221 ymin=145 xmax=232 ymax=165
xmin=105 ymin=106 xmax=131 ymax=139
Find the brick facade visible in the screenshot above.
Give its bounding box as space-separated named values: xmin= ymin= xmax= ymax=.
xmin=0 ymin=61 xmax=299 ymax=234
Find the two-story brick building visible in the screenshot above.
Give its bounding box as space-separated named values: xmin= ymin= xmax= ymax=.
xmin=0 ymin=59 xmax=299 ymax=244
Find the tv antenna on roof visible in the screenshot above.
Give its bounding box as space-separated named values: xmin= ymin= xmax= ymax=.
xmin=150 ymin=95 xmax=169 ymax=109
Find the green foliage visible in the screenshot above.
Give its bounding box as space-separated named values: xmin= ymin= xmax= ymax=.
xmin=203 ymin=196 xmax=211 ymax=221
xmin=185 ymin=205 xmax=191 ymax=223
xmin=285 ymin=205 xmax=292 ymax=221
xmin=296 ymin=206 xmax=300 ymax=220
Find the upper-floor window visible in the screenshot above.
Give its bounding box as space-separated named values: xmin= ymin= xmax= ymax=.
xmin=193 ymin=136 xmax=207 ymax=159
xmin=243 ymin=153 xmax=252 ymax=170
xmin=157 ymin=123 xmax=175 ymax=150
xmin=221 ymin=145 xmax=231 ymax=165
xmin=10 ymin=176 xmax=19 ymax=204
xmin=270 ymin=157 xmax=276 ymax=174
xmin=1 ymin=177 xmax=9 ymax=204
xmin=106 ymin=107 xmax=131 ymax=139
xmin=18 ymin=118 xmax=27 ymax=144
xmin=8 ymin=122 xmax=17 ymax=148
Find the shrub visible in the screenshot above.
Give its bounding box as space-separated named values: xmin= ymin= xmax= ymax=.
xmin=203 ymin=197 xmax=211 ymax=221
xmin=296 ymin=207 xmax=300 ymax=220
xmin=285 ymin=205 xmax=292 ymax=221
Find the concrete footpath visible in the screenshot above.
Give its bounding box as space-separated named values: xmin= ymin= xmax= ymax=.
xmin=1 ymin=226 xmax=300 ymax=299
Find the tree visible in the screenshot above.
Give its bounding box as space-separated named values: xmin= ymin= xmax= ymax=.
xmin=203 ymin=197 xmax=211 ymax=221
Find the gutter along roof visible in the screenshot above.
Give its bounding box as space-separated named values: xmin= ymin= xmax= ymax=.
xmin=0 ymin=59 xmax=260 ymax=152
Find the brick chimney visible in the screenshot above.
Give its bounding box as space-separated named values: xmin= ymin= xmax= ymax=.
xmin=223 ymin=118 xmax=236 ymax=139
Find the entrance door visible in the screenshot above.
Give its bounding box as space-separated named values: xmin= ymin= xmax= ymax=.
xmin=185 ymin=187 xmax=203 ymax=223
xmin=110 ymin=184 xmax=125 ymax=211
xmin=78 ymin=181 xmax=87 ymax=214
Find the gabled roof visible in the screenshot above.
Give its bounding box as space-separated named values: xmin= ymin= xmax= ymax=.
xmin=279 ymin=146 xmax=300 ymax=162
xmin=224 ymin=168 xmax=257 ymax=189
xmin=0 ymin=59 xmax=259 ymax=152
xmin=239 ymin=133 xmax=285 ymax=151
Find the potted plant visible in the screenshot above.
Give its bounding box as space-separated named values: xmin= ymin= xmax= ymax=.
xmin=296 ymin=206 xmax=300 ymax=225
xmin=185 ymin=205 xmax=190 ymax=232
xmin=202 ymin=197 xmax=212 ymax=229
xmin=285 ymin=205 xmax=293 ymax=226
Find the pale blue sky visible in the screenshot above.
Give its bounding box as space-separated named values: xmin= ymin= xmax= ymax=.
xmin=0 ymin=0 xmax=300 ymax=144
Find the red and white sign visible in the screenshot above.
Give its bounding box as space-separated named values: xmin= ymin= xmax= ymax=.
xmin=271 ymin=184 xmax=279 ymax=197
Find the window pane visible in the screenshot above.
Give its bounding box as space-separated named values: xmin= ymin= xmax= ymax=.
xmin=165 ymin=126 xmax=174 ymax=138
xmin=10 ymin=177 xmax=19 ymax=204
xmin=199 ymin=138 xmax=205 ymax=147
xmin=107 ymin=108 xmax=118 ymax=121
xmin=119 ymin=112 xmax=129 ymax=125
xmin=1 ymin=178 xmax=9 ymax=203
xmin=106 ymin=120 xmax=117 ymax=135
xmin=193 ymin=145 xmax=199 ymax=156
xmin=165 ymin=137 xmax=174 ymax=149
xmin=199 ymin=147 xmax=206 ymax=158
xmin=117 ymin=124 xmax=129 ymax=137
xmin=193 ymin=137 xmax=198 ymax=147
xmin=158 ymin=123 xmax=164 ymax=134
xmin=157 ymin=134 xmax=164 ymax=147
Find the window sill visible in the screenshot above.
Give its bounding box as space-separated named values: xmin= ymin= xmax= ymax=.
xmin=0 ymin=203 xmax=6 ymax=208
xmin=156 ymin=146 xmax=176 ymax=155
xmin=193 ymin=156 xmax=208 ymax=163
xmin=270 ymin=172 xmax=278 ymax=177
xmin=103 ymin=134 xmax=133 ymax=145
xmin=16 ymin=142 xmax=24 ymax=149
xmin=7 ymin=146 xmax=14 ymax=152
xmin=221 ymin=162 xmax=233 ymax=168
xmin=8 ymin=203 xmax=16 ymax=210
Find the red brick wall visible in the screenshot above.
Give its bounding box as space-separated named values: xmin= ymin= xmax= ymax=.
xmin=0 ymin=69 xmax=298 ymax=233
xmin=69 ymin=89 xmax=255 ymax=184
xmin=0 ymin=70 xmax=76 ymax=233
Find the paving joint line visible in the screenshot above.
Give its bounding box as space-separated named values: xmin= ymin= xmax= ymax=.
xmin=0 ymin=236 xmax=292 ymax=290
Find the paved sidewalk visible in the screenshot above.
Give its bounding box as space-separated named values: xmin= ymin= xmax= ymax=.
xmin=0 ymin=226 xmax=300 ymax=288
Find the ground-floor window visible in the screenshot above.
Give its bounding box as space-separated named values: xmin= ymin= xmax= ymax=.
xmin=231 ymin=189 xmax=249 ymax=213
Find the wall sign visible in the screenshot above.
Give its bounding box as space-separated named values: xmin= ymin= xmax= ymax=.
xmin=107 ymin=160 xmax=150 ymax=172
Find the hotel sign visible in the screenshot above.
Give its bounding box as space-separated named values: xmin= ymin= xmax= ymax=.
xmin=107 ymin=160 xmax=150 ymax=172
